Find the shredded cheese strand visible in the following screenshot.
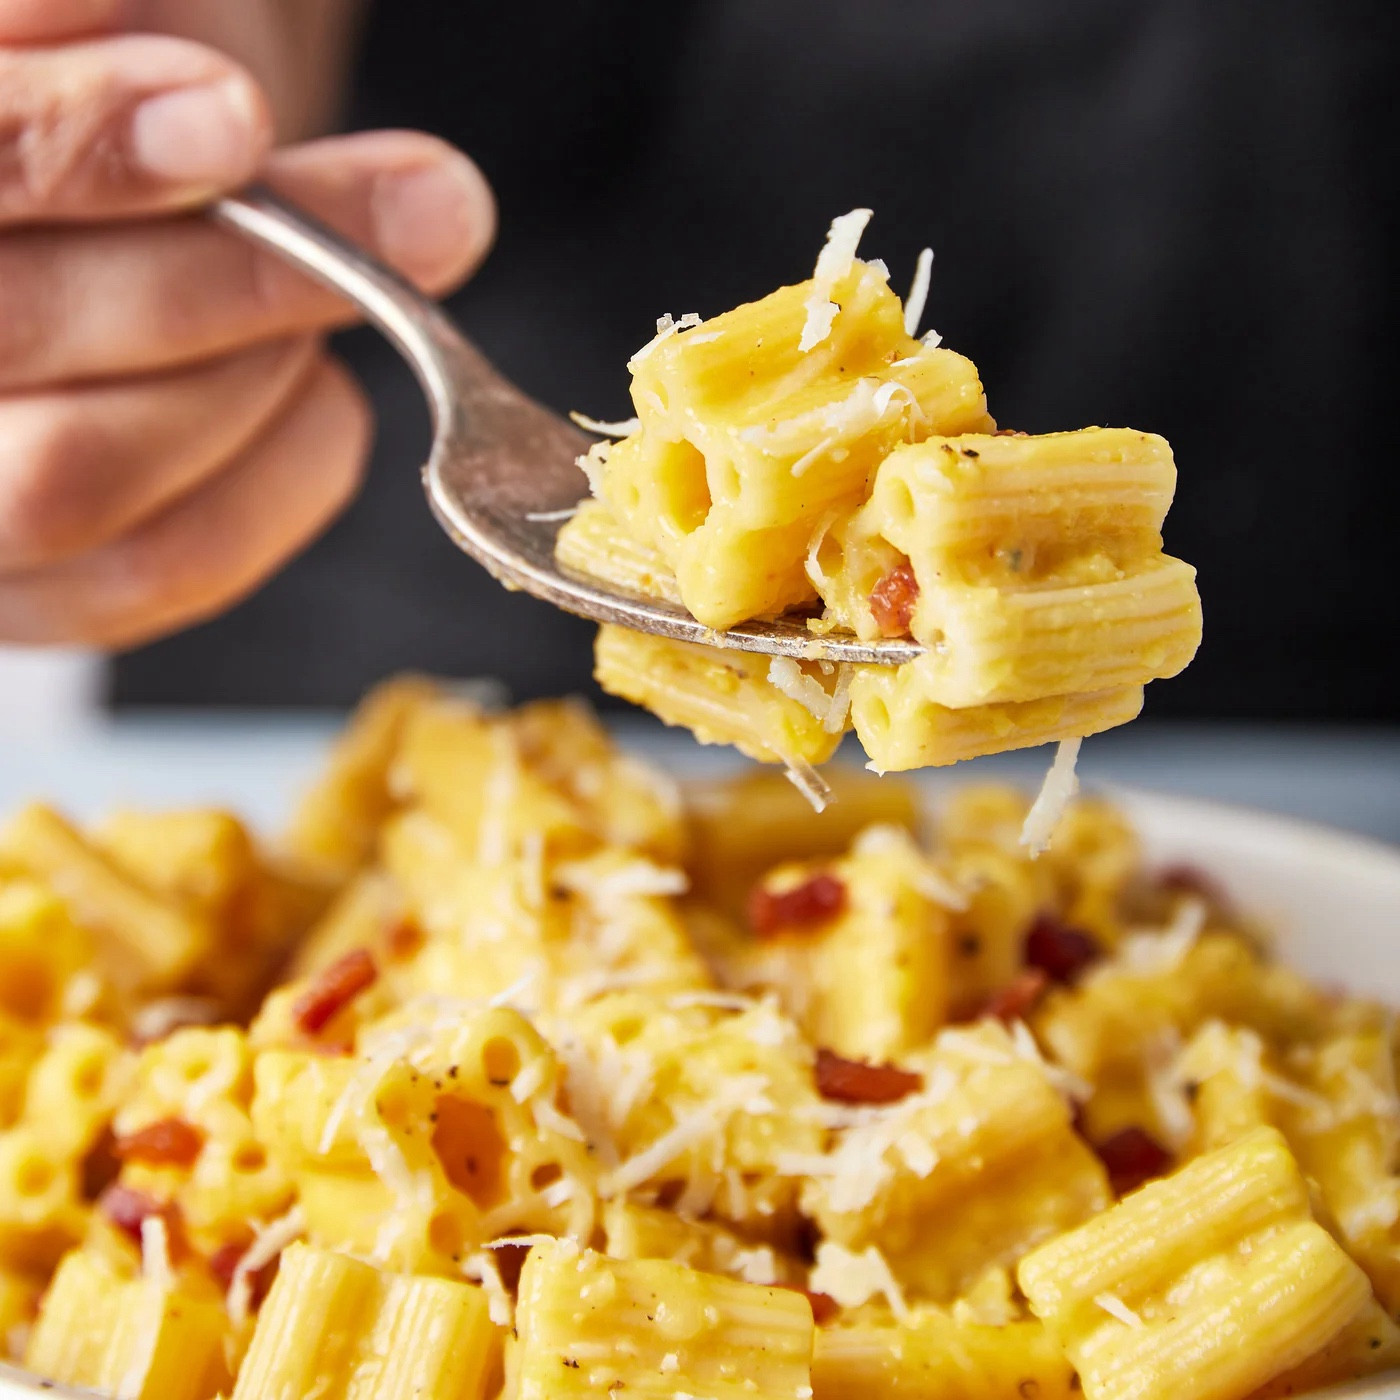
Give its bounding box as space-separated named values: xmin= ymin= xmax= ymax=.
xmin=1021 ymin=738 xmax=1083 ymax=855
xmin=903 ymin=247 xmax=934 ymax=336
xmin=800 ymin=209 xmax=873 ymax=352
xmin=568 ymin=411 xmax=642 ymax=437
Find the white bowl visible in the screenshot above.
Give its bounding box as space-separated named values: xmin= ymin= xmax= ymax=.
xmin=3 ymin=789 xmax=1399 ymax=1400
xmin=1104 ymin=786 xmax=1400 ymax=1001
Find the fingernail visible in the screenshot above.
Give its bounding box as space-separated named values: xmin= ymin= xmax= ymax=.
xmin=372 ymin=155 xmax=493 ymax=286
xmin=129 ymin=77 xmax=264 ymax=186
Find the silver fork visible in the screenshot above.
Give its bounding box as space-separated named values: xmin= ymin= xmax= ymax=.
xmin=213 ymin=188 xmax=922 ymax=666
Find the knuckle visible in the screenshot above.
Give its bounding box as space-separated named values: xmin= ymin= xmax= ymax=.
xmin=0 ymin=51 xmax=119 ymax=217
xmin=0 ymin=409 xmax=116 ymax=564
xmin=0 ymin=36 xmax=265 ymax=219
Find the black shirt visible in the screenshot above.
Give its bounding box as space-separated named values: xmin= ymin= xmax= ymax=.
xmin=114 ymin=0 xmax=1399 ymax=720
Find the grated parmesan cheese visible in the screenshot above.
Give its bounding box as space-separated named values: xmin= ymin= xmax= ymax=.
xmin=1117 ymin=897 xmax=1207 ymax=975
xmin=554 ymin=858 xmax=689 ymax=905
xmin=1260 ymin=1069 xmax=1336 ymax=1127
xmin=602 ymin=1075 xmax=770 ymax=1199
xmin=824 ymin=665 xmax=854 ymax=735
xmin=667 ymin=990 xmax=757 ymax=1012
xmin=532 ymin=1096 xmax=587 ymax=1143
xmin=903 ymin=247 xmax=934 ymax=337
xmin=488 ymin=970 xmax=541 ymax=1011
xmin=462 ymin=1250 xmax=514 ymax=1326
xmin=789 ymin=433 xmax=840 ymax=479
xmin=767 ymin=657 xmax=837 ymax=727
xmin=1021 ymin=738 xmax=1083 ymax=856
xmin=1008 ymin=1019 xmax=1093 ymax=1102
xmin=575 ymin=440 xmax=611 ymax=494
xmin=509 ymin=1056 xmax=549 ymax=1104
xmin=810 ymin=1241 xmax=908 ymax=1320
xmin=726 ymin=1244 xmax=780 ymax=1286
xmin=804 ymin=510 xmax=841 ymax=594
xmin=568 ymin=411 xmax=642 ymax=437
xmin=540 ymin=1176 xmax=575 ymax=1209
xmin=140 ymin=1215 xmax=172 ymax=1291
xmin=60 ymin=970 xmax=104 ymax=1019
xmin=550 ymin=1032 xmax=622 ymax=1170
xmin=484 ymin=1232 xmax=557 ymax=1250
xmin=783 ymin=755 xmax=833 ymax=814
xmin=128 ymin=996 xmax=221 ymax=1044
xmin=227 ymin=1206 xmax=306 ymax=1329
xmin=605 ymin=1105 xmax=725 ymax=1196
xmin=557 ymin=965 xmax=674 ymax=1010
xmin=1095 ymin=1292 xmax=1145 ymax=1328
xmin=630 ymin=312 xmax=702 ymax=366
xmin=799 ymin=209 xmax=873 ymax=352
xmin=1144 ymin=1036 xmax=1195 ymax=1152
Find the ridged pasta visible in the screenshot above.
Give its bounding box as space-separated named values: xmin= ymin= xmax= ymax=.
xmin=555 ymin=498 xmax=684 ymax=605
xmin=515 ymin=1239 xmax=814 ymax=1400
xmin=560 ymin=223 xmax=1202 ymax=777
xmin=803 ymin=1023 xmax=1110 ymax=1300
xmin=595 ymin=626 xmax=848 ymax=766
xmin=230 ymin=1243 xmax=498 ymax=1400
xmin=850 ymin=676 xmax=1145 ymax=773
xmin=0 ymin=806 xmax=210 ymax=993
xmin=812 ymin=1308 xmax=1076 ymax=1400
xmin=1018 ymin=1128 xmax=1389 ymax=1400
xmin=26 ymin=1249 xmax=231 ymax=1400
xmin=723 ymin=827 xmax=955 ymax=1060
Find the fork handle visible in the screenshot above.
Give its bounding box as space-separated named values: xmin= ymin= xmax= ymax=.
xmin=210 ymin=186 xmax=477 ymax=437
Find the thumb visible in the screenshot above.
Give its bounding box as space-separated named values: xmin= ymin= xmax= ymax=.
xmin=0 ymin=0 xmax=127 ymax=43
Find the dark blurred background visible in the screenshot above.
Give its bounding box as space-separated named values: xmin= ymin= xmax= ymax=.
xmin=113 ymin=0 xmax=1398 ymax=721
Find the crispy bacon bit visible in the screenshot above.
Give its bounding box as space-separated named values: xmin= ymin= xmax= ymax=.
xmin=81 ymin=1128 xmax=121 ymax=1200
xmin=384 ymin=916 xmax=424 ymax=961
xmin=114 ymin=1117 xmax=205 ymax=1168
xmin=208 ymin=1241 xmax=245 ymax=1290
xmin=869 ymin=563 xmax=920 ymax=637
xmin=814 ymin=1047 xmax=922 ymax=1104
xmin=981 ymin=968 xmax=1050 ymax=1024
xmin=293 ymin=947 xmax=378 ymax=1035
xmin=209 ymin=1241 xmax=281 ymax=1308
xmin=778 ymin=1285 xmax=839 ymax=1324
xmin=748 ymin=873 xmax=847 ymax=937
xmin=1157 ymin=864 xmax=1230 ymax=910
xmin=492 ymin=1242 xmax=532 ymax=1294
xmin=1024 ymin=915 xmax=1102 ymax=984
xmin=99 ymin=1185 xmax=183 ymax=1252
xmin=1092 ymin=1126 xmax=1172 ymax=1195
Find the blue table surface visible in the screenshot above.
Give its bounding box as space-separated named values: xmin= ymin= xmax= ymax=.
xmin=0 ymin=714 xmax=1397 ymax=847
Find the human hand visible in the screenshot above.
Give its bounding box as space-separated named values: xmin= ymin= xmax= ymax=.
xmin=0 ymin=0 xmax=494 ymax=647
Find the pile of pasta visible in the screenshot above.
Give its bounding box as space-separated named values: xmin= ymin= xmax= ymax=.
xmin=557 ymin=210 xmax=1203 ymax=780
xmin=3 ymin=677 xmax=1399 ymax=1400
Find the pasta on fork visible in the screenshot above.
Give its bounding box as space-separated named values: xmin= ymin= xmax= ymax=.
xmin=557 ymin=211 xmax=1202 ymax=793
